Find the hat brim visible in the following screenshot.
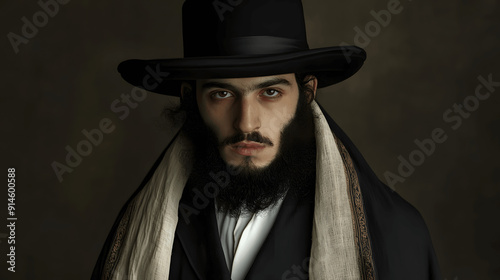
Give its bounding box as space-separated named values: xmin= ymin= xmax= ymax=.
xmin=117 ymin=46 xmax=366 ymax=96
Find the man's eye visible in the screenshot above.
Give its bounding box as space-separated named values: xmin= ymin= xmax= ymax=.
xmin=211 ymin=91 xmax=233 ymax=99
xmin=262 ymin=89 xmax=281 ymax=98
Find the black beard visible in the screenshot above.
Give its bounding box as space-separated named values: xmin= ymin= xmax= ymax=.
xmin=181 ymin=92 xmax=317 ymax=217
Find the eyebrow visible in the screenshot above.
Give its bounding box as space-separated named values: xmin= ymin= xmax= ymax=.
xmin=200 ymin=77 xmax=292 ymax=94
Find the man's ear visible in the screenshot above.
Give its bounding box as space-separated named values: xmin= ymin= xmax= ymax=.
xmin=180 ymin=82 xmax=193 ymax=101
xmin=304 ymin=75 xmax=318 ymax=102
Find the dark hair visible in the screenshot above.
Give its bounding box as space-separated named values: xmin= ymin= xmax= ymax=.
xmin=294 ymin=73 xmax=316 ymax=104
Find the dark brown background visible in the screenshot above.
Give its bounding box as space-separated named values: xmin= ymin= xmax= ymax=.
xmin=1 ymin=0 xmax=499 ymax=279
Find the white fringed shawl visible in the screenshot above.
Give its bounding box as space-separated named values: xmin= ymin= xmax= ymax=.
xmin=103 ymin=100 xmax=374 ymax=279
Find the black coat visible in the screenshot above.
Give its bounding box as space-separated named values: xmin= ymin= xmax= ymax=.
xmin=92 ymin=103 xmax=442 ymax=280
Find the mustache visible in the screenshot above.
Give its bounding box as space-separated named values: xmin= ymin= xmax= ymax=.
xmin=220 ymin=131 xmax=274 ymax=147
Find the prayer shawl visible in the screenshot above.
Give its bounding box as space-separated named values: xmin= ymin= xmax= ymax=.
xmin=92 ymin=101 xmax=442 ymax=279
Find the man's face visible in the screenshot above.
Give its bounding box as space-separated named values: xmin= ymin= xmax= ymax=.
xmin=180 ymin=73 xmax=317 ymax=215
xmin=195 ymin=74 xmax=300 ymax=170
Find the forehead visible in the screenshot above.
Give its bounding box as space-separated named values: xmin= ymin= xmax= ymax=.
xmin=196 ymin=73 xmax=297 ymax=91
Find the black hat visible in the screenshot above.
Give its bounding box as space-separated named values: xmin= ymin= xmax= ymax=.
xmin=117 ymin=0 xmax=366 ymax=96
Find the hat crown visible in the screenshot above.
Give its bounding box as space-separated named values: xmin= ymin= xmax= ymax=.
xmin=182 ymin=0 xmax=310 ymax=57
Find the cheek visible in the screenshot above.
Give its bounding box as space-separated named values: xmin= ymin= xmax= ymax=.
xmin=265 ymin=109 xmax=295 ymax=141
xmin=197 ymin=99 xmax=232 ymax=140
xmin=266 ymin=92 xmax=298 ymax=132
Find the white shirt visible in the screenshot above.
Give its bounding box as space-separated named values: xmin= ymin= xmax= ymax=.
xmin=215 ymin=197 xmax=285 ymax=280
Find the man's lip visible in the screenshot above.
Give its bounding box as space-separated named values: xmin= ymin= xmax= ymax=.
xmin=232 ymin=141 xmax=265 ymax=149
xmin=230 ymin=141 xmax=266 ymax=156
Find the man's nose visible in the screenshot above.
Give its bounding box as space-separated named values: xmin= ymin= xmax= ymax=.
xmin=233 ymin=97 xmax=261 ymax=133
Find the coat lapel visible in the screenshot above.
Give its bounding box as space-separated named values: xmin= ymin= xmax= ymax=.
xmin=244 ymin=188 xmax=315 ymax=280
xmin=174 ymin=181 xmax=231 ymax=280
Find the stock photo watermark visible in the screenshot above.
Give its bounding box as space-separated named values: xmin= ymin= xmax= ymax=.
xmin=341 ymin=0 xmax=406 ymax=62
xmin=51 ymin=64 xmax=169 ymax=182
xmin=6 ymin=168 xmax=17 ymax=273
xmin=7 ymin=0 xmax=71 ymax=54
xmin=179 ymin=163 xmax=243 ymax=224
xmin=212 ymin=0 xmax=244 ymax=21
xmin=384 ymin=73 xmax=499 ymax=189
xmin=281 ymin=256 xmax=311 ymax=280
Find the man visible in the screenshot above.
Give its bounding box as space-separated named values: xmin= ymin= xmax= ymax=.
xmin=92 ymin=0 xmax=441 ymax=279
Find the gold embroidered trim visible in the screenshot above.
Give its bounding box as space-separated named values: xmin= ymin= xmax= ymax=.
xmin=335 ymin=135 xmax=376 ymax=280
xmin=102 ymin=201 xmax=134 ymax=280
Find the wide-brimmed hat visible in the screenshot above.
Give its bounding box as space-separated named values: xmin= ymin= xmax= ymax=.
xmin=117 ymin=0 xmax=366 ymax=96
